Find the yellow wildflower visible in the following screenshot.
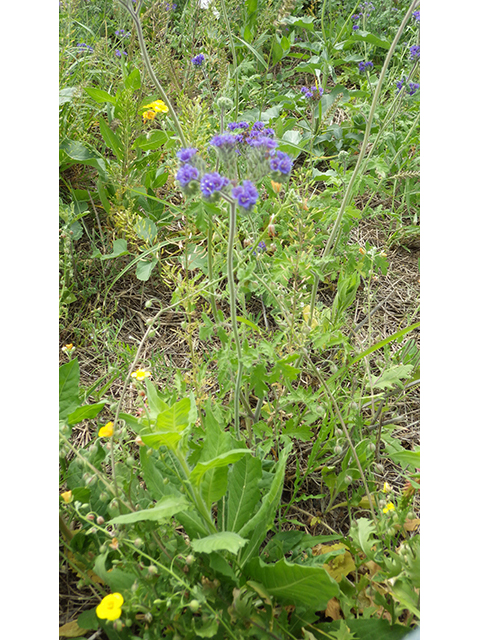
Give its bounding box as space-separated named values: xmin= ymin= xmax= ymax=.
xmin=98 ymin=422 xmax=114 ymax=438
xmin=62 ymin=344 xmax=75 ymax=353
xmin=270 ymin=180 xmax=282 ymax=194
xmin=382 ymin=502 xmax=395 ymax=514
xmin=142 ymin=109 xmax=156 ymax=122
xmin=144 ymin=99 xmax=168 ymax=113
xmin=109 ymin=537 xmax=119 ymax=550
xmin=96 ymin=593 xmax=124 ymax=621
xmin=382 ymin=481 xmax=392 ymax=494
xmin=61 ymin=490 xmax=73 ymax=503
xmin=131 ymin=369 xmax=151 ymax=381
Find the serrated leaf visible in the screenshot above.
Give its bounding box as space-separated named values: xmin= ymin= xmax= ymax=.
xmin=190 ymin=531 xmax=248 ymax=554
xmin=109 ymin=495 xmax=190 ymax=525
xmin=371 ymin=364 xmax=414 ymax=390
xmin=351 ymin=518 xmax=376 ymax=557
xmin=246 ymin=557 xmax=339 ymax=611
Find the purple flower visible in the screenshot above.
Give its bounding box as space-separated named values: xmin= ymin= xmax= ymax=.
xmin=246 ymin=135 xmax=277 ymax=150
xmin=396 ymin=78 xmax=405 ymax=93
xmin=251 ymin=121 xmax=265 ymax=131
xmin=176 ymin=147 xmax=198 ymax=163
xmin=210 ymin=134 xmax=237 ymax=148
xmin=191 ymin=54 xmax=205 ymax=66
xmin=231 ymin=180 xmax=258 ymax=211
xmin=77 ymin=43 xmax=93 ymax=52
xmin=227 ymin=121 xmax=249 ymax=131
xmin=353 ymin=25 xmax=360 ymax=31
xmin=300 ymin=85 xmax=324 ymax=99
xmin=358 ymin=61 xmax=374 ymax=73
xmin=412 ymin=10 xmax=420 ymax=23
xmin=270 ymin=151 xmax=293 ymax=176
xmin=115 ymin=49 xmax=127 ymax=57
xmin=407 ymin=82 xmax=420 ymax=96
xmin=252 ymin=240 xmax=267 ymax=256
xmin=177 ymin=164 xmax=199 ymax=188
xmin=409 ymin=45 xmax=420 ymax=61
xmin=200 ymin=172 xmax=229 ymax=198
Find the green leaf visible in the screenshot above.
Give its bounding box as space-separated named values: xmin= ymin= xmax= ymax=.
xmin=233 ymin=34 xmax=268 ymax=69
xmin=156 ymin=397 xmax=192 ymax=432
xmin=317 ymin=618 xmax=412 ymax=640
xmin=190 ymin=450 xmax=251 ymax=485
xmin=77 ymin=608 xmax=99 ymax=631
xmin=351 ymin=518 xmax=376 ymax=557
xmin=246 ymin=557 xmax=339 ymax=611
xmin=132 ymin=130 xmax=168 ymax=151
xmin=235 ymin=316 xmax=261 ymax=333
xmin=98 ymin=117 xmax=124 ymax=162
xmin=226 ymin=455 xmax=262 ymax=533
xmin=84 ymin=87 xmax=116 ymax=104
xmin=238 ymin=442 xmax=292 ymax=539
xmin=109 ymin=495 xmax=190 ymax=525
xmin=59 ymin=359 xmax=80 ymax=420
xmin=144 ymin=378 xmax=169 ymax=417
xmin=136 ymin=257 xmax=158 ymax=281
xmin=67 ymin=402 xmax=106 ymax=425
xmin=190 ymin=531 xmax=248 ymax=555
xmin=391 ymin=577 xmax=420 ymax=618
xmin=370 ymin=364 xmax=414 ymax=390
xmin=383 ymin=439 xmax=420 ymax=470
xmin=345 ymin=30 xmax=391 ymax=50
xmin=281 ymin=15 xmax=315 ymax=31
xmin=100 ymin=239 xmax=129 ymax=260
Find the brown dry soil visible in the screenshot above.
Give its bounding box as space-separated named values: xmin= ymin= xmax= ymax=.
xmin=59 ymin=212 xmax=420 ymax=637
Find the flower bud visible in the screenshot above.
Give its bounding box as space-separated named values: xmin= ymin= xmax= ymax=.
xmin=189 ymin=599 xmax=200 ymax=612
xmin=375 ymin=463 xmax=384 ymax=473
xmin=134 ymin=538 xmax=144 ymax=548
xmin=145 ymin=300 xmax=153 ymax=308
xmin=144 ymin=612 xmax=153 ymax=624
xmin=334 ymin=445 xmax=343 ymax=455
xmin=113 ymin=619 xmax=124 ymax=632
xmin=367 ymin=443 xmax=376 ymax=453
xmin=344 ymin=475 xmax=352 ymax=485
xmin=185 ymin=554 xmax=195 ymax=566
xmin=148 ymin=564 xmax=158 ymax=576
xmin=97 ymin=516 xmax=105 ymax=525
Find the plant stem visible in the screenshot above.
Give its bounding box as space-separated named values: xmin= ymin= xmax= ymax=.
xmin=226 ymin=200 xmax=244 ymax=439
xmin=116 ymin=0 xmax=187 ymax=147
xmin=218 ymin=0 xmax=239 ymax=119
xmin=322 ymin=0 xmax=419 ymax=258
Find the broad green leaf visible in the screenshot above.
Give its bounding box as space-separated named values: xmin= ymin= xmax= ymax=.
xmin=84 ymin=87 xmax=116 ymax=104
xmin=198 ymin=404 xmax=233 ymax=507
xmin=59 ymin=139 xmax=108 ymax=180
xmin=59 ymin=359 xmax=80 ymax=420
xmin=190 ymin=531 xmax=248 ymax=554
xmin=140 ymin=430 xmax=183 ymax=449
xmin=391 ymin=577 xmax=420 ymax=618
xmin=246 ymin=557 xmax=339 ymax=611
xmin=136 ymin=257 xmax=158 ymax=281
xmin=98 ymin=117 xmax=124 ymax=162
xmin=156 ymin=397 xmax=192 ymax=432
xmin=383 ymin=441 xmax=420 ymax=470
xmin=238 ymin=442 xmax=292 ymax=539
xmin=132 ymin=130 xmax=168 ymax=151
xmin=344 ymin=30 xmax=391 ymax=50
xmin=67 ymin=401 xmax=106 ymax=426
xmin=233 ymin=34 xmax=268 ymax=69
xmin=100 ymin=239 xmax=129 ymax=260
xmin=271 ymin=37 xmax=285 ymax=66
xmin=226 ymin=455 xmax=262 ymax=533
xmin=109 ymin=495 xmax=189 ymax=525
xmin=371 ymin=364 xmax=414 ymax=390
xmin=317 ymin=618 xmax=412 ymax=640
xmin=281 ymin=15 xmax=315 ymax=31
xmin=190 ymin=450 xmax=251 ymax=485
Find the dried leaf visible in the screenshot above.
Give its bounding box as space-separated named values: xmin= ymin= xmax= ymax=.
xmin=59 ymin=620 xmax=88 ymax=638
xmin=403 ymin=518 xmax=420 ymax=532
xmin=313 ymin=543 xmax=356 ymax=582
xmin=325 ymin=597 xmax=343 ymax=621
xmin=66 ymin=549 xmax=104 ymax=585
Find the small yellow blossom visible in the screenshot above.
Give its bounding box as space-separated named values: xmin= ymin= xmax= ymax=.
xmin=135 ymin=435 xmax=145 ymax=447
xmin=109 ymin=537 xmax=119 ymax=550
xmin=98 ymin=422 xmax=114 ymax=438
xmin=131 ymin=369 xmax=152 ymax=381
xmin=61 ymin=490 xmax=73 ymax=503
xmin=382 ymin=502 xmax=395 ymax=514
xmin=142 ymin=100 xmax=168 ymax=122
xmin=96 ymin=593 xmax=124 ymax=621
xmin=359 ymin=247 xmax=366 ymax=255
xmin=383 ymin=481 xmax=392 ymax=494
xmin=271 ymin=180 xmax=282 ymax=194
xmin=62 ymin=344 xmax=75 ymax=353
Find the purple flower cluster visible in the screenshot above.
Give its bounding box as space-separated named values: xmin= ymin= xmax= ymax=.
xmin=177 ymin=147 xmax=198 ymax=163
xmin=358 ymin=61 xmax=374 ymax=73
xmin=396 ymin=78 xmax=420 ymax=96
xmin=409 ymin=45 xmax=420 ymax=61
xmin=200 ymin=172 xmax=229 ymax=198
xmin=270 ymin=151 xmax=293 ymax=176
xmin=252 ymin=241 xmax=267 ymax=256
xmin=77 ymin=43 xmax=93 ymax=52
xmin=191 ymin=54 xmax=205 ymax=67
xmin=300 ymin=85 xmax=324 ymax=99
xmin=412 ymin=10 xmax=420 ymax=23
xmin=115 ymin=49 xmax=127 ymax=57
xmin=115 ymin=29 xmax=130 ymax=37
xmin=352 ymin=3 xmax=375 ymax=30
xmin=177 ymin=164 xmax=199 ymax=187
xmin=231 ymin=180 xmax=259 ymax=211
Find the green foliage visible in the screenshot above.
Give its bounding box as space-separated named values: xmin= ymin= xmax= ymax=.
xmin=59 ymin=1 xmax=420 ymax=637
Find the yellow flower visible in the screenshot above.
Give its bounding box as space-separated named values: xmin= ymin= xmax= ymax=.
xmin=270 ymin=180 xmax=282 ymax=194
xmin=96 ymin=593 xmax=124 ymax=621
xmin=382 ymin=502 xmax=395 ymax=514
xmin=142 ymin=109 xmax=156 ymax=122
xmin=62 ymin=344 xmax=75 ymax=353
xmin=131 ymin=369 xmax=151 ymax=381
xmin=144 ymin=99 xmax=169 ymax=114
xmin=383 ymin=481 xmax=392 ymax=494
xmin=98 ymin=422 xmax=114 ymax=438
xmin=61 ymin=490 xmax=73 ymax=503
xmin=109 ymin=537 xmax=119 ymax=550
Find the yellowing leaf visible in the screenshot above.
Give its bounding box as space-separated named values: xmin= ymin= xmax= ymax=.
xmin=302 ymin=305 xmax=319 ymax=329
xmin=313 ymin=543 xmax=356 ymax=582
xmin=59 ymin=620 xmax=88 ymax=637
xmin=325 ymin=597 xmax=343 ymax=620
